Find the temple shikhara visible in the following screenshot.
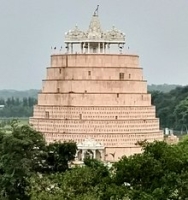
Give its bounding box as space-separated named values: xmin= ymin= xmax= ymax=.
xmin=30 ymin=7 xmax=164 ymax=162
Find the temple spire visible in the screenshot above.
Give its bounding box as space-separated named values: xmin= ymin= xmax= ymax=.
xmin=88 ymin=8 xmax=102 ymax=39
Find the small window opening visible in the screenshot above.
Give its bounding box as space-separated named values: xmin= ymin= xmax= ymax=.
xmin=117 ymin=93 xmax=119 ymax=98
xmin=119 ymin=73 xmax=124 ymax=80
xmin=115 ymin=116 xmax=118 ymax=120
xmin=45 ymin=111 xmax=49 ymax=119
xmin=129 ymin=74 xmax=131 ymax=79
xmin=57 ymin=88 xmax=60 ymax=93
xmin=79 ymin=114 xmax=82 ymax=120
xmin=59 ymin=68 xmax=61 ymax=74
xmin=88 ymin=71 xmax=91 ymax=76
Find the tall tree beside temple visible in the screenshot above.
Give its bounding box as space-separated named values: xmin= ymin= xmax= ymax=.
xmin=0 ymin=123 xmax=77 ymax=199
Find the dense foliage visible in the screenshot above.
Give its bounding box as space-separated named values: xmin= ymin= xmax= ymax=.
xmin=0 ymin=123 xmax=76 ymax=200
xmin=27 ymin=138 xmax=188 ymax=200
xmin=114 ymin=140 xmax=188 ymax=199
xmin=151 ymin=85 xmax=188 ymax=130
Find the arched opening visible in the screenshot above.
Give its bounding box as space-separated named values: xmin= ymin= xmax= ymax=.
xmin=85 ymin=149 xmax=94 ymax=159
xmin=77 ymin=150 xmax=82 ymax=161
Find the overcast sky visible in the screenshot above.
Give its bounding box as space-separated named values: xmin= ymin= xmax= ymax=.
xmin=0 ymin=0 xmax=188 ymax=90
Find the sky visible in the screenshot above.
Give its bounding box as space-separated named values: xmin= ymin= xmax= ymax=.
xmin=0 ymin=0 xmax=188 ymax=90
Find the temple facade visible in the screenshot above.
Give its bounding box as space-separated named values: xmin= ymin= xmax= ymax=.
xmin=30 ymin=8 xmax=164 ymax=162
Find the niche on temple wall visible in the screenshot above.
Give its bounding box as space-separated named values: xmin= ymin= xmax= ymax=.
xmin=119 ymin=73 xmax=124 ymax=80
xmin=77 ymin=150 xmax=82 ymax=161
xmin=45 ymin=111 xmax=49 ymax=119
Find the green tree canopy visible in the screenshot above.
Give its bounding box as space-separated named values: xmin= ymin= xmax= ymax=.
xmin=114 ymin=141 xmax=188 ymax=199
xmin=174 ymin=97 xmax=188 ymax=131
xmin=0 ymin=122 xmax=77 ymax=200
xmin=45 ymin=141 xmax=77 ymax=173
xmin=0 ymin=121 xmax=46 ymax=199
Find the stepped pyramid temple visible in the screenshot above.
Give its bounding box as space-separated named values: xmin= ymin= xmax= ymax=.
xmin=30 ymin=7 xmax=164 ymax=162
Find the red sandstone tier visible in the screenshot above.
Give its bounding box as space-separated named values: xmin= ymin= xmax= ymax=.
xmin=30 ymin=118 xmax=160 ymax=134
xmin=42 ymin=80 xmax=147 ymax=93
xmin=32 ymin=105 xmax=157 ymax=119
xmin=37 ymin=93 xmax=151 ymax=106
xmin=30 ymin=53 xmax=163 ymax=161
xmin=50 ymin=54 xmax=139 ymax=68
xmin=46 ymin=67 xmax=144 ymax=80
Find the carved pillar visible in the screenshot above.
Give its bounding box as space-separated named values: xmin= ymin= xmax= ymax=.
xmin=71 ymin=43 xmax=73 ymax=54
xmin=93 ymin=150 xmax=96 ymax=159
xmin=82 ymin=149 xmax=86 ymax=161
xmin=83 ymin=42 xmax=86 ymax=53
xmin=75 ymin=150 xmax=78 ymax=158
xmin=88 ymin=42 xmax=90 ymax=54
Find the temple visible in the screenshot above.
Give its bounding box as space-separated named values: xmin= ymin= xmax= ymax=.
xmin=30 ymin=7 xmax=164 ymax=162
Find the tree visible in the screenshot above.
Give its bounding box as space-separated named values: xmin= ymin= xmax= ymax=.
xmin=149 ymin=85 xmax=188 ymax=130
xmin=0 ymin=121 xmax=46 ymax=200
xmin=29 ymin=161 xmax=110 ymax=200
xmin=113 ymin=141 xmax=188 ymax=199
xmin=174 ymin=97 xmax=188 ymax=131
xmin=28 ymin=158 xmax=129 ymax=200
xmin=45 ymin=141 xmax=77 ymax=173
xmin=28 ymin=173 xmax=64 ymax=200
xmin=0 ymin=120 xmax=79 ymax=199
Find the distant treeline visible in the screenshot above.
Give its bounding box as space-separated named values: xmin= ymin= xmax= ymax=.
xmin=0 ymin=97 xmax=37 ymax=118
xmin=0 ymin=89 xmax=39 ymax=99
xmin=148 ymin=84 xmax=181 ymax=93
